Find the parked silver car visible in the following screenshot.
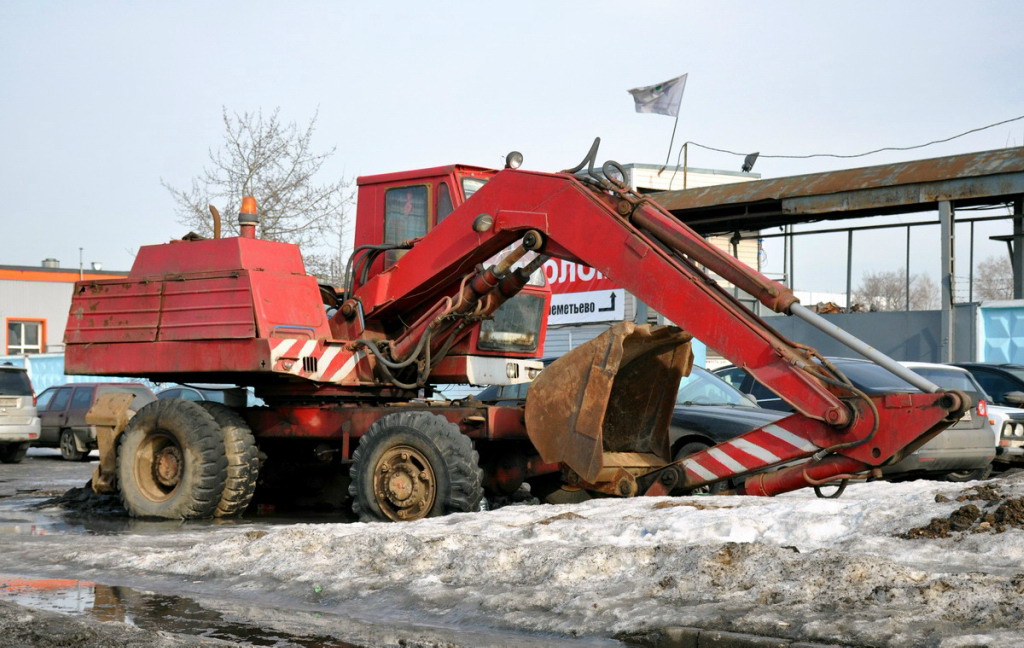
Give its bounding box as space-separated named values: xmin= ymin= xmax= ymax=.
xmin=715 ymin=358 xmax=996 ymax=481
xmin=0 ymin=364 xmax=40 ymax=463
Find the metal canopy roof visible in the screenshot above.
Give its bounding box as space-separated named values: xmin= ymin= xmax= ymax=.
xmin=653 ymin=147 xmax=1024 ymax=235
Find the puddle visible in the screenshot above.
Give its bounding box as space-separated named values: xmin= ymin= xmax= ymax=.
xmin=0 ymin=574 xmax=358 ymax=647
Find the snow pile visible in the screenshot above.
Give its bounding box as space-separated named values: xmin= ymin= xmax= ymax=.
xmin=24 ymin=476 xmax=1024 ymax=646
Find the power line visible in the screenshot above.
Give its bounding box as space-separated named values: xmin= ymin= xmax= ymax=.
xmin=685 ymin=113 xmax=1024 ymax=160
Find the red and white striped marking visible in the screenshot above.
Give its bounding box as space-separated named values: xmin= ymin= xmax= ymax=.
xmin=269 ymin=338 xmax=366 ymax=384
xmin=680 ymin=423 xmax=820 ymax=483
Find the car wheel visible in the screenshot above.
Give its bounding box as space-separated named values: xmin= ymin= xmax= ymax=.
xmin=0 ymin=442 xmax=30 ymax=464
xmin=942 ymin=465 xmax=993 ymax=482
xmin=674 ymin=441 xmax=729 ymax=494
xmin=198 ymin=402 xmax=260 ymax=518
xmin=348 ymin=411 xmax=482 ymax=522
xmin=116 ymin=399 xmax=227 ymax=519
xmin=59 ymin=429 xmax=86 ymax=461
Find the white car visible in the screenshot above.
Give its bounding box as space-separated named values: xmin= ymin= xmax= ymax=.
xmin=983 ymin=403 xmax=1024 ymax=467
xmin=0 ymin=365 xmax=41 ymax=463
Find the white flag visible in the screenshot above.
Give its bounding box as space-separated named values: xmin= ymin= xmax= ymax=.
xmin=627 ymin=73 xmax=688 ymax=117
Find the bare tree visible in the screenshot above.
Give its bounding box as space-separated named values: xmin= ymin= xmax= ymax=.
xmin=853 ymin=269 xmax=939 ymax=311
xmin=162 ymin=108 xmax=352 ymax=284
xmin=974 ymin=254 xmax=1014 ymax=300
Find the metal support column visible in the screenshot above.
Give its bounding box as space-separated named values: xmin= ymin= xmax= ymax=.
xmin=905 ymin=225 xmax=911 ymax=311
xmin=969 ymin=221 xmax=975 ymax=303
xmin=1015 ymin=196 xmax=1024 ymax=299
xmin=788 ymin=226 xmax=795 ymax=292
xmin=939 ymin=201 xmax=955 ymax=363
xmin=845 ymin=230 xmax=853 ymax=311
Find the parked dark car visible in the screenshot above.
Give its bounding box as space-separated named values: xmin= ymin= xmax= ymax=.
xmin=953 ymin=363 xmax=1024 ymax=408
xmin=714 ymin=358 xmax=996 ymax=481
xmin=476 ymin=364 xmax=785 ymax=493
xmin=0 ymin=365 xmax=40 ymax=464
xmin=34 ymin=383 xmax=157 ymax=460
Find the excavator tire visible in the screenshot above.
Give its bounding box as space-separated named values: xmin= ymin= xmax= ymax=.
xmin=349 ymin=411 xmax=482 ymax=522
xmin=199 ymin=401 xmax=260 ymax=518
xmin=116 ymin=399 xmax=227 ymax=519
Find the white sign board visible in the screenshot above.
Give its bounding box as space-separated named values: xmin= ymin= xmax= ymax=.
xmin=548 ymin=289 xmax=624 ymax=325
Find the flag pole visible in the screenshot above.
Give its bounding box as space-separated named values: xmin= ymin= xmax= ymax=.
xmin=658 ymin=109 xmax=681 ymax=175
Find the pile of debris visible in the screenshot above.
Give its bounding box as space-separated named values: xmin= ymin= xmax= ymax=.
xmin=902 ymin=483 xmax=1024 ymax=538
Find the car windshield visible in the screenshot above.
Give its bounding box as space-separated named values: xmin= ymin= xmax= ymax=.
xmin=676 ymin=366 xmax=754 ymax=407
xmin=0 ymin=370 xmax=32 ymax=396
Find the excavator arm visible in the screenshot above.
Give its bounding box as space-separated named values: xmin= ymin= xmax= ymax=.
xmin=350 ymin=157 xmax=966 ymax=498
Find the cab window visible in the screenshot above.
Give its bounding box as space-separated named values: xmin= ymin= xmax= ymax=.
xmin=385 ymin=186 xmax=429 ymax=244
xmin=436 ymin=183 xmax=454 ymax=224
xmin=462 ymin=178 xmax=487 ymax=200
xmin=384 ymin=186 xmax=429 ymax=267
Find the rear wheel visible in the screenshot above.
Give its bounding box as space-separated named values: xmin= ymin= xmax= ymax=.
xmin=0 ymin=442 xmax=29 ymax=464
xmin=60 ymin=429 xmax=88 ymax=461
xmin=349 ymin=411 xmax=482 ymax=522
xmin=116 ymin=399 xmax=227 ymax=519
xmin=199 ymin=402 xmax=259 ymax=518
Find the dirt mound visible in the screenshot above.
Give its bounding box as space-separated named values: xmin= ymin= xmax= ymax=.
xmin=903 ymin=484 xmax=1024 ymax=539
xmin=37 ymin=484 xmax=126 ymax=517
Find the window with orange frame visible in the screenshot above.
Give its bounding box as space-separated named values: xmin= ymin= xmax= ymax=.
xmin=6 ymin=319 xmax=46 ymax=354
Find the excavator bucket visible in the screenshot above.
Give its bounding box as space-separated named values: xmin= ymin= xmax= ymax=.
xmin=525 ymin=322 xmax=693 ymax=484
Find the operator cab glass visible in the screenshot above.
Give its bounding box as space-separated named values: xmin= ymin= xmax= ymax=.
xmin=476 ymin=249 xmax=547 ymax=353
xmin=478 ymin=294 xmax=546 ymax=352
xmin=462 ymin=177 xmax=487 ymax=199
xmin=384 ymin=185 xmax=429 ymax=266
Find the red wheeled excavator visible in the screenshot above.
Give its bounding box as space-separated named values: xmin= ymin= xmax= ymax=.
xmin=65 ymin=142 xmax=967 ymax=520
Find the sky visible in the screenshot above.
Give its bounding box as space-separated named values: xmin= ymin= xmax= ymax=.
xmin=2 ymin=1 xmax=1023 ymax=295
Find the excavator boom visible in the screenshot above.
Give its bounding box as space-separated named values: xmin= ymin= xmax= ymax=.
xmin=353 ymin=159 xmax=965 ymax=497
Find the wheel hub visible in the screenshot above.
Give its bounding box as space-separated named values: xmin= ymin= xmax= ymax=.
xmin=373 ymin=446 xmax=435 ymax=520
xmin=153 ymin=446 xmax=183 ymax=488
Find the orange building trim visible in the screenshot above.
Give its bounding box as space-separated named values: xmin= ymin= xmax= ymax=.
xmin=0 ymin=269 xmax=125 ymax=282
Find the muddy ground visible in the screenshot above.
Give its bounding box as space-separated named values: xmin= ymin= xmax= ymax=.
xmin=0 ymin=598 xmax=237 ymax=648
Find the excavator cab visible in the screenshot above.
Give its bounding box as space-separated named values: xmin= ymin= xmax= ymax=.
xmin=347 ymin=164 xmax=552 ymax=368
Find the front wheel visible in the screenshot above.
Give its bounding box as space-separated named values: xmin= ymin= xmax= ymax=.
xmin=116 ymin=399 xmax=227 ymax=519
xmin=349 ymin=411 xmax=482 ymax=522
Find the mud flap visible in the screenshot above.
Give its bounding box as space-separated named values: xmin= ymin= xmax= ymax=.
xmin=85 ymin=392 xmax=135 ymax=494
xmin=524 ymin=322 xmax=693 ymax=484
